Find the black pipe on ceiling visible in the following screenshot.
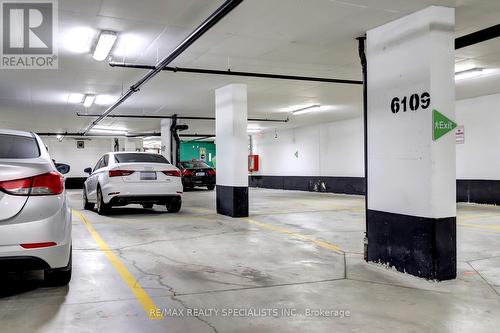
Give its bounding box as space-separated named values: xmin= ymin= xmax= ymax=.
xmin=109 ymin=62 xmax=364 ymax=85
xmin=76 ymin=113 xmax=289 ymax=123
xmin=83 ymin=0 xmax=245 ymax=135
xmin=37 ymin=132 xmax=214 ymax=138
xmin=455 ymin=24 xmax=500 ymax=49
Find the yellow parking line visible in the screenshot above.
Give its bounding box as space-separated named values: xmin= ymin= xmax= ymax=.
xmin=244 ymin=218 xmax=344 ymax=254
xmin=73 ymin=210 xmax=164 ymax=320
xmin=458 ymin=222 xmax=500 ymax=232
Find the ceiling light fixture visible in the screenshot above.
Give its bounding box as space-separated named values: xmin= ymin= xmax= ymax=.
xmin=455 ymin=68 xmax=483 ymax=81
xmin=83 ymin=94 xmax=95 ymax=108
xmin=90 ymin=125 xmax=128 ymax=136
xmin=68 ymin=93 xmax=84 ymax=104
xmin=291 ymin=104 xmax=321 ymax=115
xmin=93 ymin=31 xmax=117 ymax=61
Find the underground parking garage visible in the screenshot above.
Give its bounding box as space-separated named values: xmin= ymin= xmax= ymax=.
xmin=1 ymin=0 xmax=500 ymax=332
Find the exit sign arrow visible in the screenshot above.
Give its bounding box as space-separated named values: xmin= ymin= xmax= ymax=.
xmin=433 ymin=109 xmax=457 ymax=141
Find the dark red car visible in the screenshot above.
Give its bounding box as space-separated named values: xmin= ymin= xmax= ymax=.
xmin=179 ymin=160 xmax=216 ymax=191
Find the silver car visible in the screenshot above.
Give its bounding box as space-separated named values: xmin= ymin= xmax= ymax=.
xmin=0 ymin=129 xmax=72 ymax=285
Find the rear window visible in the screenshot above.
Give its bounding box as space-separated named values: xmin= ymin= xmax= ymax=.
xmin=180 ymin=161 xmax=210 ymax=169
xmin=114 ymin=153 xmax=169 ymax=164
xmin=0 ymin=134 xmax=40 ymax=159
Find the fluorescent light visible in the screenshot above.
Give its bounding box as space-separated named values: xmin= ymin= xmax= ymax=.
xmin=455 ymin=68 xmax=483 ymax=81
xmin=93 ymin=31 xmax=117 ymax=61
xmin=90 ymin=126 xmax=128 ymax=135
xmin=291 ymin=104 xmax=321 ymax=115
xmin=94 ymin=94 xmax=117 ymax=106
xmin=83 ymin=94 xmax=95 ymax=108
xmin=68 ymin=93 xmax=84 ymax=104
xmin=63 ymin=27 xmax=95 ymax=54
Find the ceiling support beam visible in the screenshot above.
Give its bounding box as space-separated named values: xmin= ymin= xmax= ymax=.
xmin=76 ymin=113 xmax=289 ymax=123
xmin=83 ymin=0 xmax=245 ymax=135
xmin=109 ymin=62 xmax=364 ymax=85
xmin=455 ymin=24 xmax=500 ymax=49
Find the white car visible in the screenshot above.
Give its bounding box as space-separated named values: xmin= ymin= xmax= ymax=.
xmin=83 ymin=152 xmax=183 ymax=215
xmin=0 ymin=129 xmax=72 ymax=285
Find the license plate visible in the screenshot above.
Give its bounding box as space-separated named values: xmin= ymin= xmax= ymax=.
xmin=140 ymin=171 xmax=157 ymax=180
xmin=196 ymin=172 xmax=205 ymax=177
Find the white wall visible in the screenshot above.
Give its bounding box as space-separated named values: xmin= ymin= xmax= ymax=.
xmin=456 ymin=93 xmax=500 ymax=180
xmin=42 ymin=137 xmax=114 ymax=178
xmin=252 ymin=117 xmax=364 ymax=177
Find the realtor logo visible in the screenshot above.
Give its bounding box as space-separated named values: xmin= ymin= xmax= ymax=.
xmin=1 ymin=0 xmax=58 ymax=69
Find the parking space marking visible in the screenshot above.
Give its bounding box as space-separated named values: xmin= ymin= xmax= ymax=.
xmin=243 ymin=218 xmax=344 ymax=254
xmin=73 ymin=210 xmax=164 ymax=320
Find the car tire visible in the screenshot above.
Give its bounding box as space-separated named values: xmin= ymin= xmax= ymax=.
xmin=45 ymin=248 xmax=72 ymax=286
xmin=96 ymin=187 xmax=111 ymax=215
xmin=166 ymin=197 xmax=182 ymax=213
xmin=207 ymin=185 xmax=215 ymax=191
xmin=142 ymin=203 xmax=154 ymax=209
xmin=83 ymin=187 xmax=95 ymax=210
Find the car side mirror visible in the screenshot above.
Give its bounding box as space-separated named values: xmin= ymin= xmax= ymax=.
xmin=84 ymin=167 xmax=92 ymax=175
xmin=55 ymin=163 xmax=70 ymax=175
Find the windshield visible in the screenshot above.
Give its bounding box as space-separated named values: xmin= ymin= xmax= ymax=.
xmin=0 ymin=134 xmax=40 ymax=159
xmin=180 ymin=161 xmax=210 ymax=169
xmin=115 ymin=153 xmax=170 ymax=164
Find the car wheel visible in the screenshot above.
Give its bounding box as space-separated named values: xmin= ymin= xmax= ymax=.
xmin=45 ymin=248 xmax=72 ymax=286
xmin=207 ymin=185 xmax=215 ymax=191
xmin=96 ymin=187 xmax=111 ymax=215
xmin=142 ymin=203 xmax=153 ymax=209
xmin=83 ymin=187 xmax=95 ymax=210
xmin=166 ymin=197 xmax=182 ymax=213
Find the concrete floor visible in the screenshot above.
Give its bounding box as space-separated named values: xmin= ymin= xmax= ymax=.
xmin=1 ymin=188 xmax=500 ymax=332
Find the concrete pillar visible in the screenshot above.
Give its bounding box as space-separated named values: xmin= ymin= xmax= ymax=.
xmin=366 ymin=6 xmax=456 ymax=280
xmin=215 ymin=84 xmax=248 ymax=217
xmin=161 ymin=119 xmax=174 ymax=164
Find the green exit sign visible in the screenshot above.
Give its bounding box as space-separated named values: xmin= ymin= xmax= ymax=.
xmin=433 ymin=109 xmax=457 ymax=141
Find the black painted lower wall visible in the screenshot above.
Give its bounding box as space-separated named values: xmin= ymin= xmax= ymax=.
xmin=249 ymin=176 xmax=500 ymax=205
xmin=456 ymin=179 xmax=500 ymax=205
xmin=216 ymin=185 xmax=249 ymax=218
xmin=249 ymin=175 xmax=365 ymax=195
xmin=65 ymin=177 xmax=87 ymax=189
xmin=65 ymin=176 xmax=500 ymax=206
xmin=367 ymin=209 xmax=457 ymax=281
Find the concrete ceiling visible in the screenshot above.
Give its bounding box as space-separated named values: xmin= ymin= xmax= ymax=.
xmin=1 ymin=0 xmax=500 ymax=136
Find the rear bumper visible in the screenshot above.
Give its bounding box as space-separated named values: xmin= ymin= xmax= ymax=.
xmin=0 ymin=256 xmax=50 ymax=272
xmin=109 ymin=194 xmax=181 ymax=206
xmin=0 ymin=195 xmax=72 ymax=270
xmin=102 ymin=180 xmax=182 ymax=204
xmin=182 ymin=176 xmax=216 ymax=187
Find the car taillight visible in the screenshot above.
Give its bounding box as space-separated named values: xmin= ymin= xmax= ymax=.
xmin=109 ymin=170 xmax=135 ymax=177
xmin=163 ymin=170 xmax=181 ymax=177
xmin=182 ymin=170 xmax=193 ymax=177
xmin=20 ymin=242 xmax=57 ymax=249
xmin=0 ymin=172 xmax=64 ymax=196
xmin=208 ymin=169 xmax=216 ymax=176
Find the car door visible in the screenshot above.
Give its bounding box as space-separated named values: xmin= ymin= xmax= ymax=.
xmin=87 ymin=157 xmax=104 ymax=201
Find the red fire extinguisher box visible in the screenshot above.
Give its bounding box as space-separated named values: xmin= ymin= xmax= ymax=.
xmin=248 ymin=155 xmax=259 ymax=172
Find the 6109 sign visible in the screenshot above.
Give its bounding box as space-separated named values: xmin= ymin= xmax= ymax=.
xmin=391 ymin=92 xmax=430 ymax=113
